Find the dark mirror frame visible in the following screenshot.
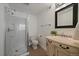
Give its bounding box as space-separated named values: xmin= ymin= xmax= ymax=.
xmin=55 ymin=3 xmax=78 ymax=28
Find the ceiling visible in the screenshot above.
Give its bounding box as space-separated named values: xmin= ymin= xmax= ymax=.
xmin=9 ymin=3 xmax=52 ymax=14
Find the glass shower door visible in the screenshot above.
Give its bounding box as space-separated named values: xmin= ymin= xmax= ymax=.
xmin=5 ymin=7 xmax=28 ymax=56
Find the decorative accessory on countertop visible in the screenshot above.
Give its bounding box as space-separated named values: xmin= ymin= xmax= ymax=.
xmin=50 ymin=31 xmax=57 ymax=36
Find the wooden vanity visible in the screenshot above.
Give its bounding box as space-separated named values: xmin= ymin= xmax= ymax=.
xmin=46 ymin=36 xmax=79 ymax=56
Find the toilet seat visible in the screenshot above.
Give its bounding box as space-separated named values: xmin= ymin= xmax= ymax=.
xmin=30 ymin=36 xmax=38 ymax=49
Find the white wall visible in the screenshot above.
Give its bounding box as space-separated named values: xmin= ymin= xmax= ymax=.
xmin=37 ymin=3 xmax=79 ymax=50
xmin=0 ymin=4 xmax=5 ymax=55
xmin=27 ymin=14 xmax=37 ymax=37
xmin=37 ymin=4 xmax=55 ymax=50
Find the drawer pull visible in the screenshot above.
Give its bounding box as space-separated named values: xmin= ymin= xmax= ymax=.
xmin=59 ymin=45 xmax=69 ymax=49
xmin=66 ymin=47 xmax=69 ymax=49
xmin=59 ymin=45 xmax=62 ymax=46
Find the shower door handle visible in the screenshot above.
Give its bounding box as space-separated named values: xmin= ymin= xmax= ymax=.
xmin=7 ymin=28 xmax=14 ymax=32
xmin=8 ymin=28 xmax=10 ymax=32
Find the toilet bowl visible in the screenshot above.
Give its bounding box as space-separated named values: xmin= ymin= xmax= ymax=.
xmin=31 ymin=36 xmax=38 ymax=49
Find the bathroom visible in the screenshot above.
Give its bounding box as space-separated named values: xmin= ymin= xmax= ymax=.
xmin=0 ymin=2 xmax=79 ymax=56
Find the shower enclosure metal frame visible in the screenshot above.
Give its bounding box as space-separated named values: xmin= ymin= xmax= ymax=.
xmin=4 ymin=6 xmax=29 ymax=56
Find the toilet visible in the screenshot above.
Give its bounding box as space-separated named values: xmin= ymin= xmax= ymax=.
xmin=31 ymin=36 xmax=38 ymax=49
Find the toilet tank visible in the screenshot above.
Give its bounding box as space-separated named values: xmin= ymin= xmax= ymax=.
xmin=31 ymin=36 xmax=38 ymax=41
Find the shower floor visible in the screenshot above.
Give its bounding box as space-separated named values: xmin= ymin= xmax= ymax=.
xmin=28 ymin=45 xmax=47 ymax=56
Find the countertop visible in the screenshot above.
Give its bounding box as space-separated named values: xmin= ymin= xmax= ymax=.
xmin=46 ymin=36 xmax=79 ymax=48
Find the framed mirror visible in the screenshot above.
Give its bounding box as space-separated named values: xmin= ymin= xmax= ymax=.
xmin=55 ymin=3 xmax=78 ymax=28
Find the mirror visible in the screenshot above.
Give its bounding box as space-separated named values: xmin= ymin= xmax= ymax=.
xmin=55 ymin=3 xmax=78 ymax=28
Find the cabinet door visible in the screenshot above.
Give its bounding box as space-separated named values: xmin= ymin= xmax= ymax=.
xmin=47 ymin=39 xmax=55 ymax=56
xmin=57 ymin=47 xmax=70 ymax=56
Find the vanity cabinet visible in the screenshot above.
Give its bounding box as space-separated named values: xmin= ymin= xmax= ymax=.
xmin=46 ymin=36 xmax=79 ymax=56
xmin=47 ymin=39 xmax=54 ymax=56
xmin=57 ymin=47 xmax=70 ymax=56
xmin=54 ymin=42 xmax=71 ymax=56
